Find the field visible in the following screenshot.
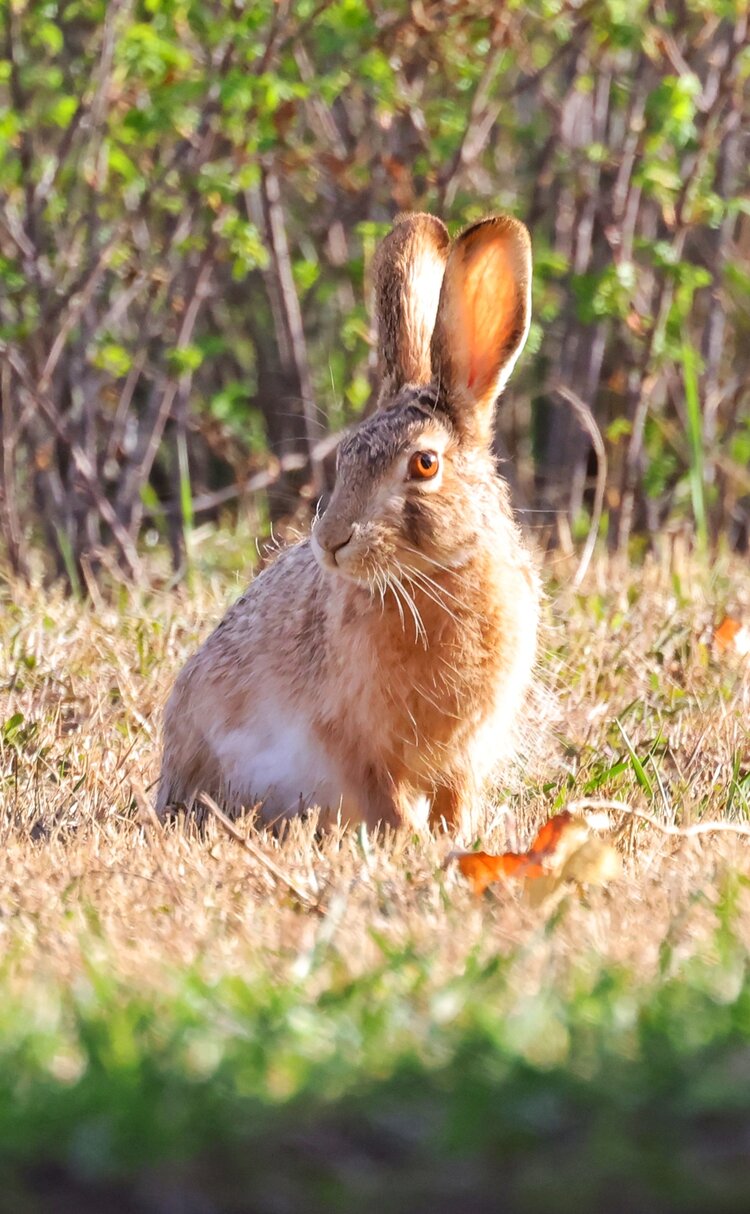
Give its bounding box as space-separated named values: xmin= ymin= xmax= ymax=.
xmin=1 ymin=549 xmax=750 ymax=1213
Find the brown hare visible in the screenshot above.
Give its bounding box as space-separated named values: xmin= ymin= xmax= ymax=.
xmin=158 ymin=212 xmax=540 ymax=832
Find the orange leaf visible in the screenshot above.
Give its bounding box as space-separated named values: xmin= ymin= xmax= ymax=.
xmin=454 ymin=811 xmax=620 ymax=899
xmin=715 ymin=616 xmax=741 ymax=651
xmin=527 ymin=809 xmax=575 ymax=858
xmin=457 ymin=851 xmax=544 ymax=895
xmin=714 ymin=616 xmax=750 ymax=657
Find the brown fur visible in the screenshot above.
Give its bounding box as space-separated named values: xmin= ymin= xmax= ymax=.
xmin=158 ymin=212 xmax=539 ymax=833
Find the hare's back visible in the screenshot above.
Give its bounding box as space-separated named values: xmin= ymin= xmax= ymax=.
xmin=182 ymin=539 xmax=327 ymax=718
xmin=207 ymin=539 xmax=322 ymax=650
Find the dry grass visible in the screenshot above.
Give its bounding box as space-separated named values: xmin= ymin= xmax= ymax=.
xmin=2 ymin=549 xmax=750 ymax=1210
xmin=1 ymin=548 xmax=749 ymax=1000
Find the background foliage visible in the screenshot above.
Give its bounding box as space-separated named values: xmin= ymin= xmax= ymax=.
xmin=0 ymin=0 xmax=748 ymax=586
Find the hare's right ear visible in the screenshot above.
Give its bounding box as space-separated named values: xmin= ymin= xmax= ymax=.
xmin=430 ymin=215 xmax=531 ymax=446
xmin=373 ymin=213 xmax=450 ymax=403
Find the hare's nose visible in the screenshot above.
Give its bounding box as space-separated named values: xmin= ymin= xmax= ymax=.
xmin=312 ymin=521 xmax=355 ymax=568
xmin=327 ymin=529 xmax=354 ymax=562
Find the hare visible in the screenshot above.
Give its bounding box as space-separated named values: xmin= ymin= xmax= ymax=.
xmin=157 ymin=212 xmax=540 ymax=832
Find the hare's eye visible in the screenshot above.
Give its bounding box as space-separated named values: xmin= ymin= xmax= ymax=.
xmin=408 ymin=450 xmax=439 ymax=481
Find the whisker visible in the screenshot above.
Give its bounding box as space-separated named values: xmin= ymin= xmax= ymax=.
xmin=401 ymin=696 xmax=421 ymax=746
xmin=375 ymin=571 xmax=386 ymax=615
xmin=411 ymin=678 xmax=462 ymax=719
xmin=398 ymin=549 xmax=468 ymax=610
xmin=409 ymin=566 xmax=466 ymax=610
xmin=402 ymin=568 xmax=462 ymax=626
xmin=386 ymin=576 xmax=406 ymax=634
xmin=400 ymin=545 xmax=465 ymax=580
xmin=391 ymin=571 xmax=428 ymax=648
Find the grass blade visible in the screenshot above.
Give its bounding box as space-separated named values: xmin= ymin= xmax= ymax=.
xmin=681 ymin=340 xmax=707 ymax=554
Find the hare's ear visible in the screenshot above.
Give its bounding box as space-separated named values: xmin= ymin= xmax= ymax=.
xmin=430 ymin=216 xmax=531 ymax=445
xmin=373 ymin=213 xmax=450 ymax=403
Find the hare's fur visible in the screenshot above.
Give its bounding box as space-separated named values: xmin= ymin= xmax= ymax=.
xmin=158 ymin=212 xmax=540 ymax=831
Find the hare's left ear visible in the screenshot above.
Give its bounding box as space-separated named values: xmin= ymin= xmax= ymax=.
xmin=372 ymin=213 xmax=450 ymax=404
xmin=430 ymin=215 xmax=531 ymax=445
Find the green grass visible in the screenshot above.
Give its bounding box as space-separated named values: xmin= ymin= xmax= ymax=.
xmin=3 ymin=902 xmax=750 ymax=1214
xmin=681 ymin=341 xmax=709 ymax=556
xmin=3 ymin=914 xmax=750 ymax=1213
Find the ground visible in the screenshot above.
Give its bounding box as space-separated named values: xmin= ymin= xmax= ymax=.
xmin=1 ymin=547 xmax=749 ymax=1212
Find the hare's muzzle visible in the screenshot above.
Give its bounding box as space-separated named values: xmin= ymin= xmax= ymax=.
xmin=311 ymin=521 xmax=355 ymax=571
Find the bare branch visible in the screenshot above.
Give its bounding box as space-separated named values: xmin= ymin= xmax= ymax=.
xmin=0 ymin=360 xmax=27 ymax=577
xmin=257 ymin=163 xmax=326 ymax=497
xmin=438 ymin=21 xmax=511 ymax=209
xmin=551 ymin=385 xmax=608 ymax=587
xmin=185 ymin=431 xmax=342 ymax=516
xmin=116 ymin=250 xmax=214 ymax=537
xmin=3 ymin=347 xmax=143 ymax=579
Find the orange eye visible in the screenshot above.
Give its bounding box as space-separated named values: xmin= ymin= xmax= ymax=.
xmin=408 ymin=450 xmax=440 ymax=481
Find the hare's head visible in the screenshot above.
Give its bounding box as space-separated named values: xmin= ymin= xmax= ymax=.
xmin=311 ymin=212 xmax=531 ymax=586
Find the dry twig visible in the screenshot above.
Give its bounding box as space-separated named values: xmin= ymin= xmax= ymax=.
xmin=197 ymin=793 xmax=322 ymax=911
xmin=569 ymin=798 xmax=750 ymax=841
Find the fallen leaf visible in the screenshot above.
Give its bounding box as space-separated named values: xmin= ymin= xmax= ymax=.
xmin=714 ymin=616 xmax=750 ymax=657
xmin=527 ymin=809 xmax=590 ymax=865
xmin=453 ymin=810 xmax=621 ymax=901
xmin=561 ymin=836 xmax=622 ymax=885
xmin=457 ymin=850 xmax=544 ymax=895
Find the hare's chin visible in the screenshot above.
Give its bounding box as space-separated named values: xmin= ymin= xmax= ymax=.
xmin=327 ymin=560 xmax=373 ymax=587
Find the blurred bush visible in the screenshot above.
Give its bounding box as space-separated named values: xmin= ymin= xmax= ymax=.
xmin=0 ymin=0 xmax=748 ymax=585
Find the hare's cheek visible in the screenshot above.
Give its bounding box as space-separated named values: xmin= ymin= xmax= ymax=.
xmin=401 ymin=497 xmax=435 ymax=548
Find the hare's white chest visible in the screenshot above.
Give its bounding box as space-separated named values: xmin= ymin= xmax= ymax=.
xmin=209 ymin=705 xmax=342 ymax=821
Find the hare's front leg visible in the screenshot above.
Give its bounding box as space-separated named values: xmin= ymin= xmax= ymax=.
xmin=429 ymin=771 xmax=476 ymax=833
xmin=357 ymin=772 xmax=422 ymax=831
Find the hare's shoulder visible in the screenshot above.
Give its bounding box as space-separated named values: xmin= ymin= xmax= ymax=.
xmin=209 ymin=538 xmax=321 ymax=641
